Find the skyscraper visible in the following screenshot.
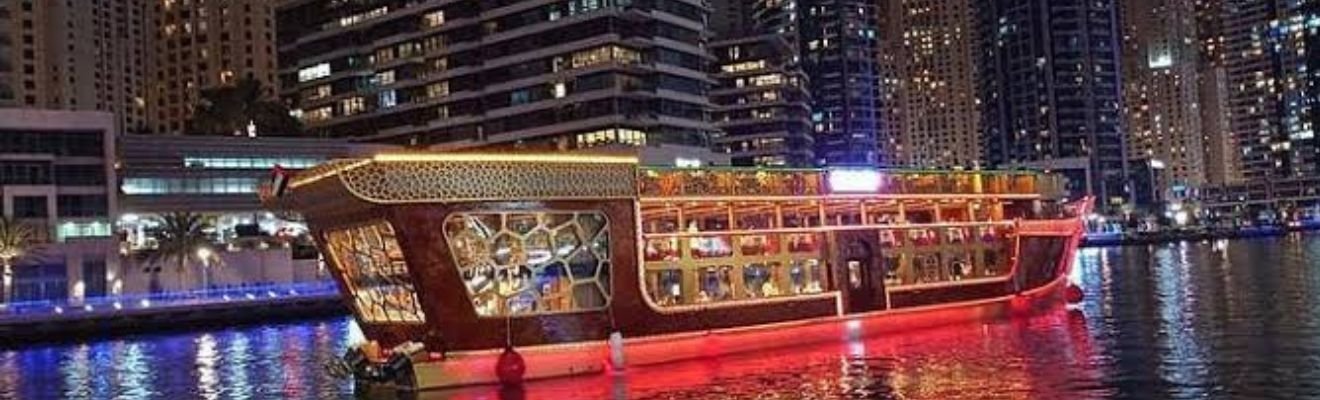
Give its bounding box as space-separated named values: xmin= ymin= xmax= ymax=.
xmin=877 ymin=0 xmax=981 ymax=168
xmin=276 ymin=0 xmax=714 ymax=151
xmin=977 ymin=0 xmax=1128 ymax=208
xmin=754 ymin=0 xmax=881 ymax=166
xmin=0 ymin=0 xmax=149 ymax=133
xmin=1220 ymin=0 xmax=1318 ymax=180
xmin=147 ymin=0 xmax=280 ymax=134
xmin=1120 ymin=0 xmax=1206 ymax=201
xmin=1195 ymin=0 xmax=1241 ymax=185
xmin=710 ymin=35 xmax=815 ymax=166
xmin=710 ymin=0 xmax=755 ymax=38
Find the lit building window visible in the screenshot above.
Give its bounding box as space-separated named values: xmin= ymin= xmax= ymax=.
xmin=373 ymin=70 xmax=395 ymax=86
xmin=427 ymin=81 xmax=449 ymax=99
xmin=121 ymin=177 xmax=262 ymax=195
xmin=303 ymin=106 xmax=332 ymax=122
xmin=553 ymin=82 xmax=567 ymax=98
xmin=575 ymin=128 xmax=647 ymax=148
xmin=747 ymin=73 xmax=784 ymax=87
xmin=444 ymin=211 xmax=612 ymax=317
xmin=422 ymin=10 xmax=445 ymax=27
xmin=305 ymin=85 xmax=332 ymax=101
xmin=721 ymin=60 xmax=766 ymax=73
xmin=341 ymin=97 xmax=366 ymax=116
xmin=570 ymin=46 xmax=640 ymax=69
xmin=182 ymin=157 xmax=324 ymax=169
xmin=337 ymin=6 xmax=389 ymax=28
xmin=297 ymin=63 xmax=331 ymax=82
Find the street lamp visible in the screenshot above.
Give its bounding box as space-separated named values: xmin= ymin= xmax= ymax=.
xmin=196 ymin=247 xmax=214 ymax=291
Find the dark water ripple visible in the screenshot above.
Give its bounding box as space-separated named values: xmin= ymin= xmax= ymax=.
xmin=6 ymin=235 xmax=1320 ymax=399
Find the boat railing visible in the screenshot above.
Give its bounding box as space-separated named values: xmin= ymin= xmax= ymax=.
xmin=638 ymin=168 xmax=1047 ymax=198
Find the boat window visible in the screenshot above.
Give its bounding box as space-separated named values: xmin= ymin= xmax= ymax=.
xmin=789 ymin=259 xmax=826 ymax=294
xmin=643 ymin=230 xmax=830 ymax=308
xmin=883 ymin=226 xmax=1016 ymax=287
xmin=323 ymin=221 xmax=426 ymax=324
xmin=443 ymin=211 xmax=612 ymax=317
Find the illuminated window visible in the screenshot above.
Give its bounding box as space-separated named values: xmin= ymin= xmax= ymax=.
xmin=570 ymin=46 xmax=640 ymax=69
xmin=305 ymin=85 xmax=332 ymax=101
xmin=422 ymin=10 xmax=445 ymax=27
xmin=574 ymin=128 xmax=647 ymax=148
xmin=721 ymin=60 xmax=766 ymax=73
xmin=121 ymin=177 xmax=261 ymax=194
xmin=324 ymin=222 xmax=426 ymax=323
xmin=182 ymin=157 xmax=323 ymax=169
xmin=303 ymin=106 xmax=332 ymax=122
xmin=341 ymin=97 xmax=366 ymax=115
xmin=640 ymin=201 xmax=831 ymax=307
xmin=427 ymin=81 xmax=449 ymax=99
xmin=747 ymin=73 xmax=784 ymax=87
xmin=373 ymin=70 xmax=395 ymax=86
xmin=443 ymin=211 xmax=612 ymax=317
xmin=297 ymin=63 xmax=331 ymax=82
xmin=337 ymin=6 xmax=388 ymax=28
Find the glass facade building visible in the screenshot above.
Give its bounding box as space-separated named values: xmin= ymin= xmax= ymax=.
xmin=754 ymin=0 xmax=882 ymax=166
xmin=710 ymin=35 xmax=815 ymax=167
xmin=976 ymin=0 xmax=1129 ymax=209
xmin=1217 ymin=0 xmax=1320 ymax=180
xmin=276 ymin=0 xmax=715 ymax=151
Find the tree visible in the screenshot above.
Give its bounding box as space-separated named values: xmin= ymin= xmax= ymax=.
xmin=146 ymin=212 xmax=216 ymax=292
xmin=186 ymin=77 xmax=303 ymax=136
xmin=0 ymin=217 xmax=34 ymax=307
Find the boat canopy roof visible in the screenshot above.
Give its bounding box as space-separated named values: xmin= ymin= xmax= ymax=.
xmin=276 ymin=152 xmax=1064 ymax=205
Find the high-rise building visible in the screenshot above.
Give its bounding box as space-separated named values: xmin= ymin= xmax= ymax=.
xmin=711 ymin=0 xmax=755 ymax=38
xmin=0 ymin=0 xmax=149 ymax=133
xmin=276 ymin=0 xmax=714 ymax=151
xmin=1220 ymin=0 xmax=1318 ymax=180
xmin=976 ymin=0 xmax=1128 ymax=208
xmin=1195 ymin=0 xmax=1240 ymax=185
xmin=710 ymin=35 xmax=814 ymax=166
xmin=754 ymin=0 xmax=881 ymax=166
xmin=1120 ymin=0 xmax=1206 ymax=202
xmin=874 ymin=0 xmax=904 ymax=166
xmin=147 ymin=0 xmax=280 ymax=134
xmin=876 ymin=0 xmax=981 ymax=168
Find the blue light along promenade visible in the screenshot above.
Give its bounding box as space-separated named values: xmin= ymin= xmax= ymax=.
xmin=0 ymin=281 xmax=342 ymax=342
xmin=4 ymin=236 xmax=1320 ymax=399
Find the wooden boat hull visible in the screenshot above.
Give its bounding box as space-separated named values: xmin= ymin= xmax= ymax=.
xmin=376 ymin=259 xmax=1073 ymax=391
xmin=353 ymin=217 xmax=1083 ymax=391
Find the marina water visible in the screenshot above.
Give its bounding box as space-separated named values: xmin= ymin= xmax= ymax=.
xmin=5 ymin=235 xmax=1320 ymax=399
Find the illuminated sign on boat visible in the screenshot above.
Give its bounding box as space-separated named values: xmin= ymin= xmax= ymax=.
xmin=827 ymin=169 xmax=882 ymax=193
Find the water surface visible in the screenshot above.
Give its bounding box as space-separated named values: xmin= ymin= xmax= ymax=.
xmin=5 ymin=235 xmax=1320 ymax=399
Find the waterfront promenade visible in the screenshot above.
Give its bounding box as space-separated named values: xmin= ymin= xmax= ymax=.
xmin=0 ymin=281 xmax=344 ymax=344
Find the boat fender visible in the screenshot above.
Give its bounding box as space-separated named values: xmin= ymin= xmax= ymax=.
xmin=609 ymin=331 xmax=626 ymax=371
xmin=1065 ymin=284 xmax=1084 ymax=304
xmin=496 ymin=345 xmax=526 ymax=385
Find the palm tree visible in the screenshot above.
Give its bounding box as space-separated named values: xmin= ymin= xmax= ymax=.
xmin=0 ymin=217 xmax=34 ymax=307
xmin=146 ymin=212 xmax=216 ymax=292
xmin=186 ymin=77 xmax=303 ymax=136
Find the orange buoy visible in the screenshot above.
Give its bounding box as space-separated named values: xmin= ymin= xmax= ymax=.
xmin=1065 ymin=284 xmax=1084 ymax=304
xmin=495 ymin=345 xmax=526 ymax=385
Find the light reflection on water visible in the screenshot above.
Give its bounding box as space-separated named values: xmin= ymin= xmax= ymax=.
xmin=5 ymin=236 xmax=1320 ymax=399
